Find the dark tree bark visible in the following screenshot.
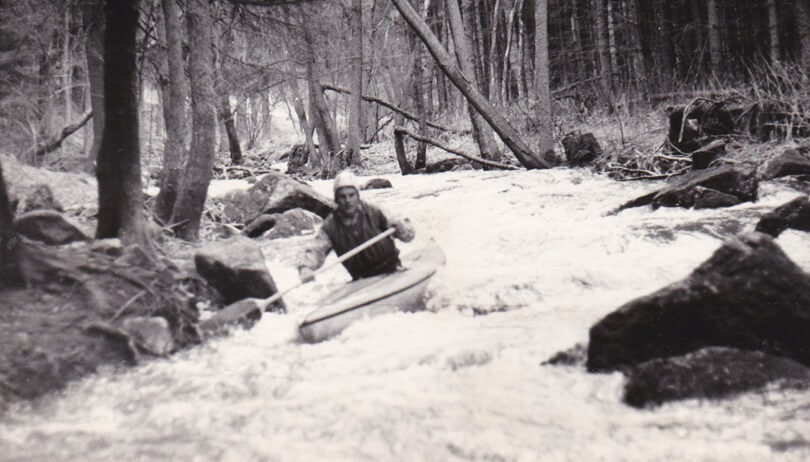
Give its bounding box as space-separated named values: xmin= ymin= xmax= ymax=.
xmin=0 ymin=159 xmax=25 ymax=288
xmin=95 ymin=0 xmax=151 ymax=249
xmin=767 ymin=0 xmax=779 ymax=63
xmin=80 ymin=0 xmax=104 ymax=171
xmin=170 ymin=0 xmax=218 ymax=241
xmin=707 ymin=0 xmax=721 ymax=72
xmin=392 ymin=0 xmax=549 ymax=169
xmin=447 ymin=0 xmax=501 ymax=162
xmin=214 ymin=5 xmax=242 ymax=166
xmin=593 ymin=0 xmax=613 ymax=96
xmin=302 ymin=21 xmax=339 ymax=170
xmin=154 ymin=0 xmax=190 ymax=225
xmin=218 ymin=94 xmax=243 ymax=164
xmin=349 ymin=0 xmax=363 ymax=164
xmin=797 ymin=1 xmax=810 ymax=69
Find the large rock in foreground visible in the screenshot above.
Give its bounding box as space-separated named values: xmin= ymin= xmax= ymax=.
xmin=623 ymin=347 xmax=810 ymax=408
xmin=218 ymin=171 xmax=333 ymax=225
xmin=194 ymin=236 xmax=286 ymax=312
xmin=587 ymin=232 xmax=810 ymax=372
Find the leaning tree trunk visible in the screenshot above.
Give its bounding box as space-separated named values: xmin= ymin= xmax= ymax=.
xmin=0 ymin=159 xmax=25 ymax=288
xmin=534 ymin=0 xmax=553 ymax=156
xmin=80 ymin=0 xmax=104 ymax=172
xmin=154 ymin=0 xmax=190 ymax=225
xmin=170 ymin=0 xmax=217 ymax=242
xmin=95 ymin=0 xmax=152 ymax=249
xmin=391 ymin=0 xmax=549 ymax=169
xmin=447 ymin=0 xmax=502 ymax=162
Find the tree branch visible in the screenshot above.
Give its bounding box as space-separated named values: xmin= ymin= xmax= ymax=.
xmin=322 ymin=83 xmax=455 ymax=133
xmin=25 ymin=110 xmax=93 ymax=160
xmin=394 ymin=127 xmax=518 ymax=170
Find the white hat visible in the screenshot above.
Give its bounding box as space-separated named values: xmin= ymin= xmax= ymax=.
xmin=333 ymin=171 xmax=361 ymax=197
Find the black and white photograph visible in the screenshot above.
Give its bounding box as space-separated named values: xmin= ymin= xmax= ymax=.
xmin=1 ymin=0 xmax=810 ymax=460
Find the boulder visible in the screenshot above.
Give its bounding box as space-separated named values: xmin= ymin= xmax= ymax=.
xmin=121 ymin=316 xmax=175 ymax=356
xmin=562 ymin=132 xmax=602 ymax=167
xmin=587 ymin=232 xmax=810 ymax=372
xmin=362 ymin=178 xmax=393 ymax=190
xmin=285 ymin=144 xmax=310 ymax=175
xmin=218 ymin=171 xmax=333 ymax=225
xmin=760 ymin=149 xmax=810 ymax=180
xmin=623 ymin=347 xmax=810 ymax=408
xmin=614 ymin=165 xmax=758 ymax=212
xmin=425 ymin=158 xmax=471 ymax=173
xmin=265 ymin=208 xmax=322 ymax=239
xmin=194 ymin=236 xmax=286 ymax=312
xmin=15 ymin=210 xmax=90 ymax=245
xmin=756 ymin=195 xmax=810 ymax=237
xmin=18 ymin=184 xmax=63 ymax=213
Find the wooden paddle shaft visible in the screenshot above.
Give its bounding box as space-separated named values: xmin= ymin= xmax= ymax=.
xmin=256 ymin=227 xmax=397 ymax=310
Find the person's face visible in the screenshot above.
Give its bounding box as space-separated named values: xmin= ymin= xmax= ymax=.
xmin=335 ymin=187 xmax=360 ymax=214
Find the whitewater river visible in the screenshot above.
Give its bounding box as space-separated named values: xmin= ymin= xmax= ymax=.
xmin=2 ymin=167 xmax=810 ymax=461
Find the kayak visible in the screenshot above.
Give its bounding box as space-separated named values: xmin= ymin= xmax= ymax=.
xmin=299 ymin=239 xmax=445 ymax=342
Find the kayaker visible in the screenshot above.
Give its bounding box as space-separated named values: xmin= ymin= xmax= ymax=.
xmin=298 ymin=171 xmax=415 ymax=282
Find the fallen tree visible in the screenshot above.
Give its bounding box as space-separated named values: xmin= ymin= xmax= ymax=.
xmin=390 ymin=0 xmax=550 ymax=170
xmin=322 ymin=83 xmax=455 ymax=133
xmin=394 ymin=127 xmax=518 ymax=171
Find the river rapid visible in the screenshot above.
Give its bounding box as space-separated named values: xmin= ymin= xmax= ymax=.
xmin=2 ymin=167 xmax=810 ymax=461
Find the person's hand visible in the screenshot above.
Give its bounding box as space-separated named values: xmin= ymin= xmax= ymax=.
xmin=299 ymin=267 xmax=315 ymax=283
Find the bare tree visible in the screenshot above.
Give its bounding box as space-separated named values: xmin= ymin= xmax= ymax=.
xmin=95 ymin=0 xmax=152 ymax=249
xmin=767 ymin=0 xmax=780 ymax=63
xmin=80 ymin=0 xmax=104 ymax=171
xmin=154 ymin=0 xmax=190 ymax=225
xmin=170 ymin=0 xmax=218 ymax=241
xmin=534 ymin=0 xmax=553 ymax=156
xmin=348 ymin=0 xmax=363 ymax=162
xmin=708 ymin=0 xmax=721 ymax=72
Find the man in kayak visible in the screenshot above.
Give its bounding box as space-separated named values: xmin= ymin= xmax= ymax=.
xmin=298 ymin=171 xmax=415 ymax=282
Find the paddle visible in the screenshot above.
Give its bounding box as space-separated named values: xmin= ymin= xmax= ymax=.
xmin=200 ymin=227 xmax=397 ymax=334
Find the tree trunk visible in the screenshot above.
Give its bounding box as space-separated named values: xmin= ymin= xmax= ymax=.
xmin=349 ymin=0 xmax=363 ymax=164
xmin=796 ymin=0 xmax=810 ymax=69
xmin=766 ymin=0 xmax=779 ymax=63
xmin=154 ymin=0 xmax=190 ymax=225
xmin=95 ymin=0 xmax=151 ymax=249
xmin=393 ymin=127 xmax=414 ymax=174
xmin=0 ymin=159 xmax=25 ymax=288
xmin=594 ymin=0 xmax=613 ymax=96
xmin=169 ymin=0 xmax=217 ymax=242
xmin=626 ymin=0 xmax=647 ymax=99
xmin=534 ymin=0 xmax=553 ymax=156
xmin=707 ymin=0 xmax=721 ymax=72
xmin=80 ymin=0 xmax=104 ymax=171
xmin=606 ymin=0 xmax=617 ymax=88
xmin=447 ymin=0 xmax=502 ymax=162
xmin=218 ymin=95 xmax=242 ymax=165
xmin=214 ymin=7 xmax=243 ymax=166
xmin=392 ymin=0 xmax=549 ymax=169
xmin=303 ymin=21 xmax=339 ymax=170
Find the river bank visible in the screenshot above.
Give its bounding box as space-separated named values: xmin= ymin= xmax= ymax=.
xmin=2 ymin=159 xmax=810 ymax=460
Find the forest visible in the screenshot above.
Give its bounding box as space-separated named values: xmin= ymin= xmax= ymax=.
xmin=2 ymin=0 xmax=810 ymax=428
